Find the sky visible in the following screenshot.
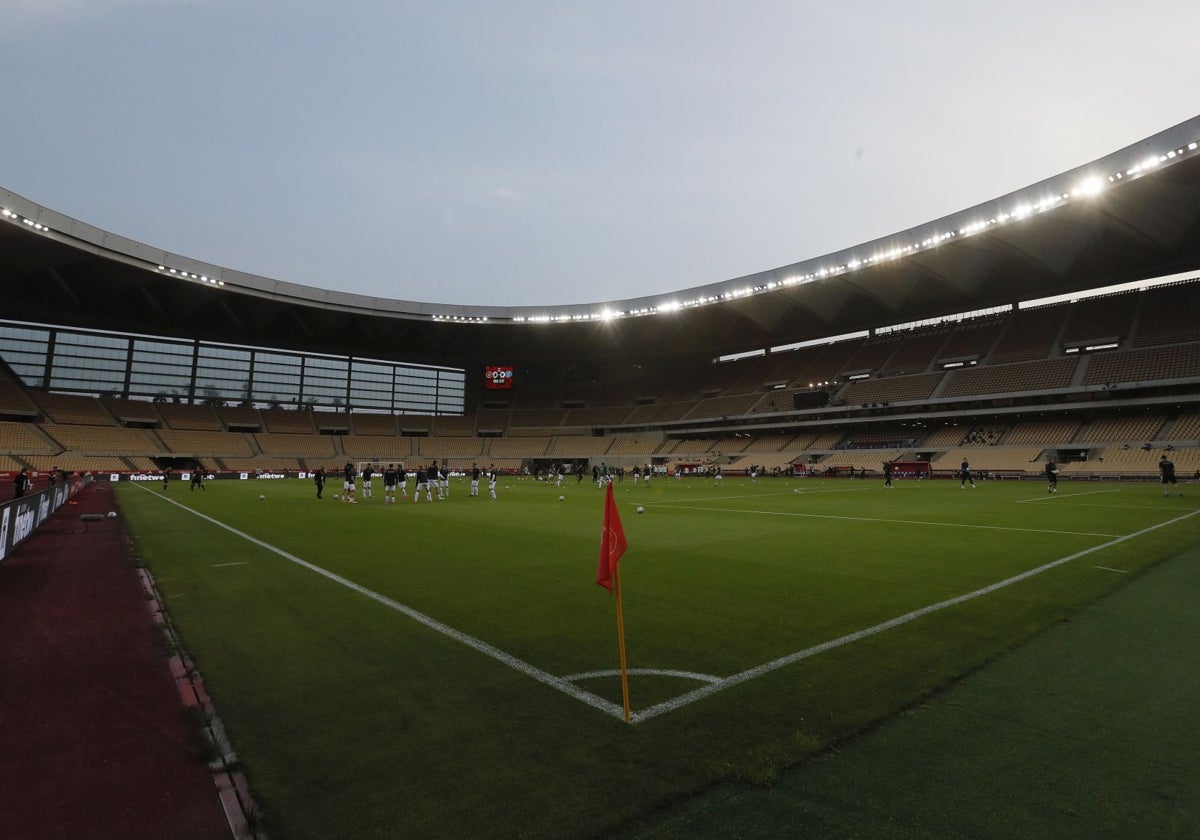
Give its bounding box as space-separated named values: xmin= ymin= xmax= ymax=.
xmin=1 ymin=1 xmax=1197 ymax=308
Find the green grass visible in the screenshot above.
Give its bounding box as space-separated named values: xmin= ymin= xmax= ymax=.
xmin=116 ymin=475 xmax=1200 ymax=839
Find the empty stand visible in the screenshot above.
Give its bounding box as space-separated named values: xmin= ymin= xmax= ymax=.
xmin=1060 ymin=291 xmax=1137 ymax=344
xmin=1133 ymin=281 xmax=1200 ymax=347
xmin=351 ymin=413 xmax=399 ymax=435
xmin=838 ymin=372 xmax=944 ymax=406
xmin=255 ymin=432 xmax=336 ymax=459
xmin=217 ymin=405 xmax=262 ymax=430
xmin=417 ymin=437 xmax=485 ymax=459
xmin=155 ymin=401 xmax=222 ymax=431
xmin=941 ymin=357 xmax=1077 ymax=398
xmin=1002 ymin=419 xmax=1081 ymax=445
xmin=937 ymin=316 xmax=1006 ymax=362
xmin=1162 ymin=413 xmax=1200 ymax=441
xmin=881 ymin=327 xmax=951 ymax=374
xmin=102 ymin=397 xmax=161 ymax=425
xmin=158 ymin=429 xmax=255 ymax=457
xmin=42 ymin=423 xmax=165 ymax=455
xmin=932 ymin=447 xmax=1044 ymax=472
xmin=1082 ymin=343 xmax=1200 ymax=386
xmin=32 ymin=392 xmax=117 ymax=425
xmin=990 ymin=304 xmax=1068 ymax=363
xmin=341 ymin=436 xmax=414 ymax=460
xmin=1075 ymin=416 xmax=1167 ymax=444
xmin=0 ymin=420 xmax=58 ymax=455
xmin=260 ymin=408 xmax=317 ymax=434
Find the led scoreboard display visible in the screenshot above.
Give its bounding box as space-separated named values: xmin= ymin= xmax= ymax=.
xmin=485 ymin=365 xmax=514 ymax=389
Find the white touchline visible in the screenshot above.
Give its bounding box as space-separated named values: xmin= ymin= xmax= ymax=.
xmin=1016 ymin=490 xmax=1120 ymax=503
xmin=657 ymin=505 xmax=1121 ymax=538
xmin=630 ymin=507 xmax=1200 ymax=723
xmin=138 ymin=487 xmax=628 ymax=721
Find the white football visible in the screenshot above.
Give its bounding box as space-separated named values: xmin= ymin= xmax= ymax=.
xmin=636 ymin=506 xmax=645 ymax=514
xmin=558 ymin=495 xmax=565 ymax=501
xmin=258 ymin=494 xmax=266 ymax=500
xmin=107 ymin=511 xmax=117 ymax=519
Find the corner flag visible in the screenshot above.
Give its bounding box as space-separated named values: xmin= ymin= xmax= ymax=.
xmin=596 ymin=482 xmax=627 ymax=591
xmin=595 ymin=481 xmax=632 ymax=720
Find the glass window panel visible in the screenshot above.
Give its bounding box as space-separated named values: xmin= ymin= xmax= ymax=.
xmin=133 ymin=340 xmax=193 ymax=356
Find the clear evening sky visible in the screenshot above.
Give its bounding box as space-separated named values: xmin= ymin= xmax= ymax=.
xmin=2 ymin=1 xmax=1195 ymax=306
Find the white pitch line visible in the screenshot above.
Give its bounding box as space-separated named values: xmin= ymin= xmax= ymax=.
xmin=632 ymin=507 xmax=1200 ymax=723
xmin=656 ymin=505 xmax=1121 ymax=538
xmin=210 ymin=562 xmax=247 ymax=568
xmin=650 ymin=490 xmax=806 ymax=505
xmin=1093 ymin=565 xmax=1129 ymax=574
xmin=137 ymin=487 xmax=627 ymax=721
xmin=1016 ymin=490 xmax=1120 ymax=503
xmin=1054 ymin=502 xmax=1200 ymax=511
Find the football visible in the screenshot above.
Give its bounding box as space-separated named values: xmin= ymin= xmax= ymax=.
xmin=558 ymin=495 xmax=565 ymax=501
xmin=259 ymin=494 xmax=266 ymax=500
xmin=106 ymin=511 xmax=117 ymax=519
xmin=636 ymin=505 xmax=645 ymax=514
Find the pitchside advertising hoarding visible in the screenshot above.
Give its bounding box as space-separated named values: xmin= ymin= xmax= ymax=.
xmin=111 ymin=472 xmax=298 ymax=482
xmin=0 ymin=477 xmax=86 ymax=563
xmin=485 ymin=365 xmax=514 ymax=389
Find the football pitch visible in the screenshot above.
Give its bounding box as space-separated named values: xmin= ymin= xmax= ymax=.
xmin=115 ymin=475 xmax=1200 ymax=839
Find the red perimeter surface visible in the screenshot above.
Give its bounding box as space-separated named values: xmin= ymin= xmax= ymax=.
xmin=0 ymin=482 xmax=231 ymax=840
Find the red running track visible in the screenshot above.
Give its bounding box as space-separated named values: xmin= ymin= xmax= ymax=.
xmin=0 ymin=481 xmax=233 ymax=840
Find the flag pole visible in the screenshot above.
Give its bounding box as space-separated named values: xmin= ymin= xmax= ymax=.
xmin=612 ymin=563 xmax=632 ymax=723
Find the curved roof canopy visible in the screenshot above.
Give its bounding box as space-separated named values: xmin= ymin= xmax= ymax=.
xmin=2 ymin=116 xmax=1199 ymax=369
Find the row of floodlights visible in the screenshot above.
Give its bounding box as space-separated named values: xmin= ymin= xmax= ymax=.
xmin=155 ymin=265 xmax=224 ymax=286
xmin=0 ymin=209 xmax=228 ymax=289
xmin=1 ymin=208 xmax=51 ymax=232
xmin=495 ymin=138 xmax=1199 ymax=326
xmin=3 ymin=135 xmax=1197 ymax=321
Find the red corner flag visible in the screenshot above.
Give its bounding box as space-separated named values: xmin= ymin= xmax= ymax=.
xmin=596 ymin=482 xmax=627 ymax=591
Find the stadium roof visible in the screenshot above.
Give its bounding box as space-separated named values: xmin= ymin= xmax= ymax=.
xmin=2 ymin=115 xmax=1199 ymax=370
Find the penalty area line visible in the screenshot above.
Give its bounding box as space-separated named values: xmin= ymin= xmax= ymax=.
xmin=632 ymin=507 xmax=1200 ymax=723
xmin=135 ymin=486 xmax=627 ymax=722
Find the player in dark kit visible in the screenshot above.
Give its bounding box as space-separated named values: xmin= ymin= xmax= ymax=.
xmin=1044 ymin=459 xmax=1058 ymax=494
xmin=414 ymin=466 xmax=432 ymax=503
xmin=313 ymin=467 xmax=326 ymax=499
xmin=883 ymin=460 xmax=894 ymax=488
xmin=362 ymin=464 xmax=375 ymax=499
xmin=960 ymin=459 xmax=976 ymax=489
xmin=13 ymin=467 xmax=30 ymax=498
xmin=190 ymin=470 xmax=206 ymax=491
xmin=343 ymin=462 xmax=357 ymax=503
xmin=1160 ymin=455 xmax=1181 ymax=496
xmin=383 ymin=464 xmax=398 ymax=505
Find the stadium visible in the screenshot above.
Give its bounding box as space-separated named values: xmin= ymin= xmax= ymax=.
xmin=3 ymin=108 xmax=1200 ymax=839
